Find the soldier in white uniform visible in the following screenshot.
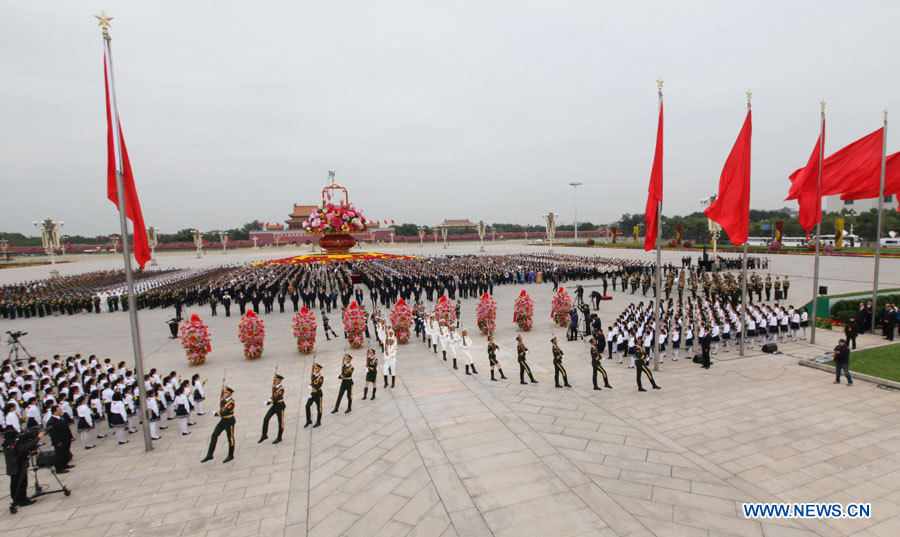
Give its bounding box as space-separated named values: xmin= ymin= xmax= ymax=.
xmin=439 ymin=323 xmax=451 ymax=362
xmin=448 ymin=327 xmax=460 ymax=370
xmin=460 ymin=329 xmax=477 ymax=375
xmin=382 ymin=334 xmax=397 ymax=388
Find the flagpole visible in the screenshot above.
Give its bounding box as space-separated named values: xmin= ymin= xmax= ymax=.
xmin=872 ymin=110 xmax=888 ymax=332
xmin=99 ymin=14 xmax=153 ymax=452
xmin=739 ymin=91 xmax=751 ymax=357
xmin=653 ymin=78 xmax=663 ymax=372
xmin=810 ymin=102 xmax=825 ymax=344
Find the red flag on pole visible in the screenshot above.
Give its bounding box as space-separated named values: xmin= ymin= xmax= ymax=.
xmin=839 ymin=151 xmax=900 ymax=206
xmin=704 ymin=110 xmax=752 ymax=246
xmin=104 ymin=50 xmax=150 ymax=268
xmin=644 ymin=102 xmax=664 ymax=251
xmin=787 ymin=128 xmax=883 ymax=200
xmin=787 ymin=123 xmax=825 ymax=238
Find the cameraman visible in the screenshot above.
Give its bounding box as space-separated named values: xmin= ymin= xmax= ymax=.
xmin=3 ymin=427 xmax=44 ymax=507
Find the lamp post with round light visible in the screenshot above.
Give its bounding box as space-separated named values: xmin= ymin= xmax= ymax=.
xmin=33 ymin=217 xmax=63 ymax=278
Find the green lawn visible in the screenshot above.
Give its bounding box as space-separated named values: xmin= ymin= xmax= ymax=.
xmin=826 ymin=343 xmax=900 ymax=382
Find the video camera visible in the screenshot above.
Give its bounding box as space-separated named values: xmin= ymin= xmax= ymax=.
xmin=6 ymin=331 xmax=27 ymax=341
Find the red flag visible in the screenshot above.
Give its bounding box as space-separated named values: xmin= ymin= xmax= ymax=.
xmin=787 ymin=123 xmax=825 ymax=237
xmin=839 ymin=151 xmax=900 ymax=206
xmin=788 ymin=128 xmax=882 ymax=200
xmin=225 ymin=236 xmax=230 ymax=244
xmin=391 ymin=219 xmax=395 ymax=224
xmin=644 ymin=102 xmax=664 ymax=251
xmin=104 ymin=49 xmax=150 ymax=268
xmin=704 ymin=110 xmax=752 ymax=246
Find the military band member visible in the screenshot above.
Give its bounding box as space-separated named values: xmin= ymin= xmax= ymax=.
xmin=304 ymin=364 xmax=324 ymax=428
xmin=486 ymin=335 xmax=507 ymax=381
xmin=201 ymin=386 xmax=236 ymax=463
xmin=363 ymin=348 xmax=378 ymax=400
xmin=332 ymin=354 xmax=354 ymax=414
xmin=259 ymin=374 xmax=285 ymax=444
xmin=782 ymin=276 xmax=790 ymax=299
xmin=634 ymin=342 xmax=661 ymax=392
xmin=551 ymin=337 xmax=571 ymax=388
xmin=516 ymin=335 xmax=537 ymax=385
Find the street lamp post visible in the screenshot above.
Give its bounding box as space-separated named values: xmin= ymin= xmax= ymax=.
xmin=440 ymin=225 xmax=448 ymax=249
xmin=543 ymin=212 xmax=558 ymax=253
xmin=60 ymin=236 xmax=68 ymax=258
xmin=390 ymin=231 xmax=395 ymax=245
xmin=477 ymin=220 xmax=487 ymax=252
xmin=569 ymin=181 xmax=582 ymax=242
xmin=33 ymin=217 xmax=63 ymax=278
xmin=252 ymin=236 xmax=259 ymax=249
xmin=491 ymin=227 xmax=496 ymax=242
xmin=147 ymin=227 xmax=159 ymax=266
xmin=218 ymin=231 xmax=227 ymax=254
xmin=110 ymin=235 xmax=120 ymax=255
xmin=0 ymin=239 xmax=9 ymax=261
xmin=418 ymin=226 xmax=425 ymax=247
xmin=192 ymin=230 xmax=203 ymax=258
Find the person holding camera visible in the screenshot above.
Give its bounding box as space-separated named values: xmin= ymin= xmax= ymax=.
xmin=833 ymin=339 xmax=853 ymax=386
xmin=45 ymin=405 xmax=74 ymax=474
xmin=3 ymin=428 xmax=44 ymax=507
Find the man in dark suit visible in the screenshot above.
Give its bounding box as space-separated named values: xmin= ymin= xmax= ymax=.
xmin=4 ymin=428 xmax=44 ymax=507
xmin=45 ymin=405 xmax=74 ymax=473
xmin=700 ymin=325 xmax=712 ymax=369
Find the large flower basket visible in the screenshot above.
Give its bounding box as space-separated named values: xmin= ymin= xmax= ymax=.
xmin=301 ymin=196 xmax=368 ymax=254
xmin=390 ymin=298 xmax=413 ymax=344
xmin=180 ymin=314 xmax=211 ymax=366
xmin=475 ymin=292 xmax=497 ymax=335
xmin=238 ymin=309 xmax=266 ymax=360
xmin=343 ymin=301 xmax=367 ymax=349
xmin=433 ymin=295 xmax=457 ymax=326
xmin=551 ymin=287 xmax=573 ymax=328
xmin=292 ymin=307 xmax=317 ymax=354
xmin=513 ymin=289 xmax=534 ymax=331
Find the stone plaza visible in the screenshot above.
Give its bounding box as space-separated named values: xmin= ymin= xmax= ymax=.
xmin=0 ymin=242 xmax=898 ymax=537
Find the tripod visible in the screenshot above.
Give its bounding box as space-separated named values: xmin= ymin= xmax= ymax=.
xmin=6 ymin=337 xmax=34 ymax=363
xmin=8 ymin=450 xmax=71 ymax=514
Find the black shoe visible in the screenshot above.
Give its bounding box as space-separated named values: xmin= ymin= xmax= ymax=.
xmin=258 ymin=436 xmax=267 ymax=443
xmin=555 ymin=384 xmax=562 ymax=388
xmin=520 ymin=381 xmax=528 ymax=385
xmin=345 ymin=409 xmax=351 ymax=414
xmin=17 ymin=499 xmax=36 ymax=507
xmin=362 ymin=395 xmax=368 ymax=400
xmin=653 ymin=386 xmax=661 ymax=390
xmin=119 ymin=440 xmax=129 ymax=444
xmin=331 ymin=409 xmax=338 ymax=414
xmin=222 ymin=456 xmax=233 ymax=463
xmin=182 ymin=432 xmax=191 ymax=436
xmin=85 ymin=445 xmax=95 ymax=449
xmin=531 ymin=379 xmax=538 ymax=383
xmin=56 ymin=469 xmax=69 ymax=474
xmin=197 ymin=412 xmax=205 ymax=416
xmin=564 ymin=384 xmax=572 ymax=387
xmin=313 ymin=422 xmax=321 ymax=428
xmin=491 ymin=377 xmax=498 ymax=382
xmin=593 ymin=387 xmax=601 ymax=390
xmin=605 ymin=384 xmax=613 ymax=389
xmin=65 ymin=464 xmax=75 ymax=469
xmin=638 ymin=388 xmax=647 ymax=392
xmin=97 ymin=434 xmax=108 ymax=439
xmin=273 ymin=438 xmax=282 ymax=444
xmin=304 ymin=422 xmax=311 ymax=428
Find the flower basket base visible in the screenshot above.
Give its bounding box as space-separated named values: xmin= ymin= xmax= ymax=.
xmin=319 ymin=233 xmax=357 ymax=254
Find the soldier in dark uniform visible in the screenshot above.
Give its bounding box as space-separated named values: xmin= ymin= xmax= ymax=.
xmin=222 ymin=293 xmax=232 ymax=317
xmin=277 ymin=291 xmax=286 ymax=313
xmin=305 ymin=363 xmax=324 ymax=428
xmin=209 ymin=293 xmax=218 ymax=316
xmin=290 ymin=289 xmax=299 ymax=312
xmin=516 ymin=335 xmax=537 ymax=385
xmin=635 ymin=341 xmax=661 ymax=391
xmin=551 ymin=337 xmax=571 ymax=388
xmin=590 ymin=337 xmax=612 ymax=390
xmin=201 ymin=386 xmax=236 ymax=463
xmin=487 ymin=335 xmax=507 ymax=381
xmin=258 ymin=374 xmax=285 ymax=444
xmin=362 ymin=348 xmax=378 ymax=400
xmin=332 ymin=354 xmax=354 ymax=414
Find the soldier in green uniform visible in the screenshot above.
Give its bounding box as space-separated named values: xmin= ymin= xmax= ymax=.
xmin=551 ymin=337 xmax=571 ymax=388
xmin=782 ymin=276 xmax=790 ymax=299
xmin=590 ymin=337 xmax=612 ymax=390
xmin=634 ymin=341 xmax=661 ymax=392
xmin=487 ymin=335 xmax=507 ymax=381
xmin=516 ymin=335 xmax=537 ymax=385
xmin=774 ymin=276 xmax=782 ymax=301
xmin=201 ymin=386 xmax=236 ymax=463
xmin=304 ymin=363 xmax=324 ymax=428
xmin=332 ymin=354 xmax=354 ymax=414
xmin=765 ymin=274 xmax=772 ymax=301
xmin=259 ymin=374 xmax=285 ymax=444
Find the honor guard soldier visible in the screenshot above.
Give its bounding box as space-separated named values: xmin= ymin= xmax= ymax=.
xmin=487 ymin=335 xmax=507 ymax=381
xmin=201 ymin=386 xmax=236 ymax=463
xmin=332 ymin=354 xmax=354 ymax=414
xmin=305 ymin=364 xmax=324 ymax=428
xmin=634 ymin=341 xmax=661 ymax=392
xmin=516 ymin=336 xmax=537 ymax=385
xmin=362 ymin=348 xmax=378 ymax=400
xmin=551 ymin=337 xmax=571 ymax=388
xmin=590 ymin=338 xmax=612 ymax=390
xmin=259 ymin=374 xmax=285 ymax=444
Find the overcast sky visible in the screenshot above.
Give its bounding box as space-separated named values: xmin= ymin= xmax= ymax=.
xmin=2 ymin=1 xmax=898 ymax=236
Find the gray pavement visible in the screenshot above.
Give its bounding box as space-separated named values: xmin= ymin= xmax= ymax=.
xmin=0 ymin=243 xmax=898 ymax=537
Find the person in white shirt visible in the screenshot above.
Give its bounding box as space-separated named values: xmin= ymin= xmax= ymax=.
xmin=109 ymin=393 xmax=129 ymax=445
xmin=710 ymin=323 xmax=721 ymax=355
xmin=459 ymin=329 xmax=477 ymax=375
xmin=4 ymin=403 xmax=21 ymax=433
xmin=448 ymin=327 xmax=460 ymax=370
xmin=671 ymin=326 xmax=680 ymax=361
xmin=800 ymin=308 xmax=810 ymax=340
xmin=75 ymin=396 xmax=95 ymax=449
xmin=146 ymin=388 xmax=162 ymax=440
xmin=382 ymin=335 xmax=397 ymax=388
xmin=790 ymin=308 xmax=801 ymax=342
xmin=174 ymin=386 xmax=192 ymax=436
xmin=439 ymin=323 xmax=451 ymax=362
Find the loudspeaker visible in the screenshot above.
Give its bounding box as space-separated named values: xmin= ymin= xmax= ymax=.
xmin=819 ymin=286 xmax=828 ymax=295
xmin=761 ymin=343 xmax=778 ymax=353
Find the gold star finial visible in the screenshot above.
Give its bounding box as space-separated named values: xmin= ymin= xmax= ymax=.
xmin=95 ymin=11 xmax=114 ymax=35
xmin=746 ymin=89 xmax=752 ymax=108
xmin=820 ymin=101 xmax=826 ymax=114
xmin=656 ymin=77 xmax=664 ymax=96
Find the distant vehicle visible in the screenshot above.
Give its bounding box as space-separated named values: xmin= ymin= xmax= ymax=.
xmin=779 ymin=237 xmax=808 ymax=248
xmin=746 ymin=237 xmax=772 ymax=246
xmin=814 ymin=234 xmax=862 ymax=247
xmin=880 ymin=238 xmax=900 ymax=248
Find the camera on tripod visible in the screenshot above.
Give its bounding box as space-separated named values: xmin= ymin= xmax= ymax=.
xmin=5 ymin=426 xmax=71 ymax=514
xmin=5 ymin=331 xmax=33 ymax=363
xmin=6 ymin=331 xmax=27 ymax=341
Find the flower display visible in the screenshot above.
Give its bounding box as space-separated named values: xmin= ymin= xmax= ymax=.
xmin=433 ymin=295 xmax=457 ymax=326
xmin=513 ymin=289 xmax=534 ymax=331
xmin=238 ymin=309 xmax=266 ymax=360
xmin=301 ymin=202 xmax=368 ymax=233
xmin=475 ymin=292 xmax=497 ymax=335
xmin=180 ymin=314 xmax=211 ymax=366
xmin=292 ymin=307 xmax=317 ymax=354
xmin=769 ymin=241 xmax=782 ymax=251
xmin=551 ymin=287 xmax=573 ymax=328
xmin=390 ymin=298 xmax=413 ymax=344
xmin=342 ymin=301 xmax=367 ymax=349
